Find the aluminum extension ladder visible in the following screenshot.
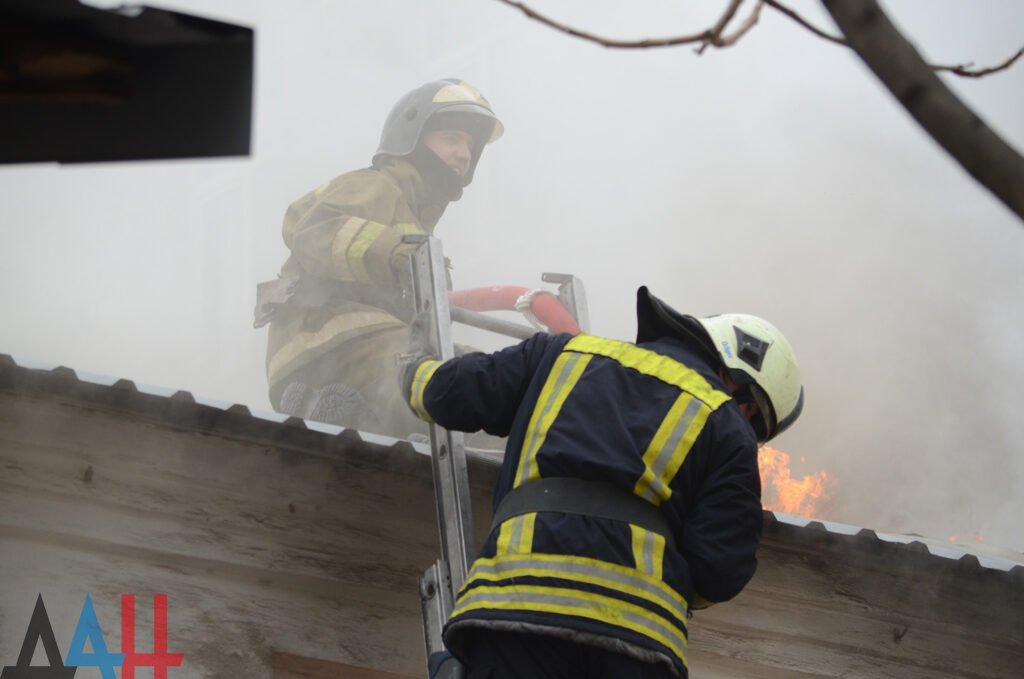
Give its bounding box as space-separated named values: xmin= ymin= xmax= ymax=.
xmin=404 ymin=236 xmax=588 ymax=679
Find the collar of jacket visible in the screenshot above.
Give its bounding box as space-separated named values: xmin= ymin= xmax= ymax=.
xmin=376 ymin=156 xmax=453 ymax=231
xmin=641 ymin=336 xmax=728 ymax=393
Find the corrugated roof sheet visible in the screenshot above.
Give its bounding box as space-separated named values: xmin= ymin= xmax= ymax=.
xmin=2 ymin=351 xmax=1021 ymax=579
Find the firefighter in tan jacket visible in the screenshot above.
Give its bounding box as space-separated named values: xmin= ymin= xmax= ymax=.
xmin=255 ymin=79 xmax=503 ymax=436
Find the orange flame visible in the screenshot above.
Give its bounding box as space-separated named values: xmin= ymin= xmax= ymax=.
xmin=948 ymin=534 xmax=986 ymax=544
xmin=758 ymin=446 xmax=834 ymax=517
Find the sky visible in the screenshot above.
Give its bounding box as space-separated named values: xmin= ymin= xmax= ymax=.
xmin=1 ymin=0 xmax=1022 ymax=552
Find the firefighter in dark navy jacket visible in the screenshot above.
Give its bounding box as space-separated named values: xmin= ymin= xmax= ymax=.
xmin=399 ymin=286 xmax=805 ymax=678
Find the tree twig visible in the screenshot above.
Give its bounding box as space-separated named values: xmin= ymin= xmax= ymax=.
xmin=709 ymin=0 xmax=746 ymax=40
xmin=496 ymin=0 xmax=1023 ymax=81
xmin=698 ymin=0 xmax=765 ymax=54
xmin=763 ymin=0 xmax=848 ymax=46
xmin=933 ymin=45 xmax=1024 ymax=78
xmin=718 ymin=0 xmax=766 ymax=49
xmin=764 ymin=0 xmax=1023 ymax=78
xmin=495 ymin=0 xmax=749 ymax=50
xmin=823 ymin=0 xmax=1024 ymax=222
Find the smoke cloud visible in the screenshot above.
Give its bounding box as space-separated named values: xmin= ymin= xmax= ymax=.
xmin=1 ymin=0 xmax=1022 ymax=552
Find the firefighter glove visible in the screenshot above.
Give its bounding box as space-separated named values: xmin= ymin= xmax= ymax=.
xmin=397 ymin=310 xmax=438 ymax=408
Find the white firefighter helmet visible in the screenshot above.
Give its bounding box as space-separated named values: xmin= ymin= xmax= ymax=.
xmin=697 ymin=313 xmax=803 ymax=442
xmin=635 ymin=286 xmax=803 ymax=442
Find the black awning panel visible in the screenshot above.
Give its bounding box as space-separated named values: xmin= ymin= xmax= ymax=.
xmin=0 ymin=0 xmax=254 ymax=163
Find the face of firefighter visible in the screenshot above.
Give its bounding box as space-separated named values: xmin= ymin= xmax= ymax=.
xmin=421 ymin=129 xmax=475 ymax=178
xmin=720 ymin=369 xmax=761 ymax=423
xmin=737 ymin=400 xmax=759 ymax=422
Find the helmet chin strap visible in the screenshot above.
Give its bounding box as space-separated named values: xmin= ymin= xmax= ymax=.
xmin=408 ymin=144 xmax=465 ymax=202
xmin=720 ymin=369 xmax=774 ymax=442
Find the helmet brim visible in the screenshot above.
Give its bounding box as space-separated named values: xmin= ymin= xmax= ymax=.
xmin=431 ymin=104 xmax=504 ymax=144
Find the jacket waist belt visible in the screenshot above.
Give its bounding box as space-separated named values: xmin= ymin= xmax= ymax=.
xmin=490 ymin=477 xmax=675 ymax=550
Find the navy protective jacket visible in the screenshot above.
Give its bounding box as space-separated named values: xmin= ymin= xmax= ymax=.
xmin=406 ymin=331 xmax=763 ymax=677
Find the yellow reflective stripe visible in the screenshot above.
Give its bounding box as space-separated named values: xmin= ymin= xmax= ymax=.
xmin=495 ymin=513 xmax=536 ymax=555
xmin=329 ymin=217 xmax=369 ymax=282
xmin=514 ymin=352 xmax=593 ymax=486
xmin=268 ymin=310 xmax=404 ymax=385
xmin=346 ymin=221 xmax=388 ymax=283
xmin=393 ymin=222 xmax=424 ymax=235
xmin=409 ymin=359 xmax=442 ymax=422
xmin=565 ymin=334 xmax=729 ymax=408
xmin=630 ymin=525 xmax=666 ymax=581
xmin=452 ymin=584 xmax=686 ymax=665
xmin=634 ymin=394 xmax=710 ymax=505
xmin=465 ymin=552 xmax=686 ymax=624
xmin=433 ymin=81 xmax=486 ymax=104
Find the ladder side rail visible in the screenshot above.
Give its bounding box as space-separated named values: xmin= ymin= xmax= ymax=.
xmin=409 ymin=237 xmax=476 ymax=590
xmin=408 ymin=241 xmax=590 ymax=679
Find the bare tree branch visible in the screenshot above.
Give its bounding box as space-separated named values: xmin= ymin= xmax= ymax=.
xmin=709 ymin=0 xmax=746 ymax=39
xmin=765 ymin=0 xmax=1023 ymax=78
xmin=494 ymin=0 xmax=710 ymax=49
xmin=934 ymin=46 xmax=1024 ymax=78
xmin=824 ymin=0 xmax=1024 ymax=222
xmin=763 ymin=0 xmax=848 ymax=46
xmin=497 ymin=0 xmax=1023 ymax=82
xmin=494 ymin=0 xmax=1024 ymax=219
xmin=700 ymin=0 xmax=765 ymax=54
xmin=494 ymin=0 xmax=753 ymax=51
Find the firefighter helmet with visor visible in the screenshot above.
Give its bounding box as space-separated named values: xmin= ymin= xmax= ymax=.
xmin=373 ymin=78 xmax=503 ymax=186
xmin=635 ymin=287 xmax=804 ymax=443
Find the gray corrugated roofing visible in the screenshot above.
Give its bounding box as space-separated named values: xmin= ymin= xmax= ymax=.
xmin=2 ymin=351 xmax=1022 ymax=578
xmin=770 ymin=513 xmax=1024 ymax=572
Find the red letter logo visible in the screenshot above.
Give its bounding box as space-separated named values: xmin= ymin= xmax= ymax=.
xmin=120 ymin=595 xmax=184 ymax=679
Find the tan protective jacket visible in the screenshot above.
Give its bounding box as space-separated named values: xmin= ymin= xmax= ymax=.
xmin=264 ymin=157 xmax=448 ymax=417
